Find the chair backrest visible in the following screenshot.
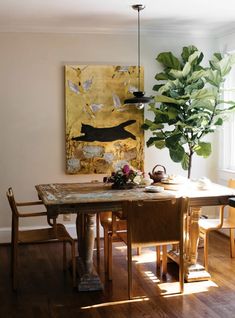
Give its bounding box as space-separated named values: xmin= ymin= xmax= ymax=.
xmin=7 ymin=187 xmax=20 ymax=218
xmin=124 ymin=197 xmax=188 ymax=248
xmin=228 ymin=179 xmax=235 ymax=222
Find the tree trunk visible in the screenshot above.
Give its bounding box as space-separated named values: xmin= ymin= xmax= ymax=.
xmin=187 ymin=150 xmax=194 ymax=179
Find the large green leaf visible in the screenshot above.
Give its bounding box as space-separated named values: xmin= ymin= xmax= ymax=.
xmin=181 ymin=153 xmax=189 ymax=170
xmin=165 ymin=133 xmax=182 ymax=149
xmin=158 ymin=80 xmax=177 ymax=94
xmin=185 ymin=79 xmax=205 ymax=94
xmin=152 ymin=131 xmax=166 ymax=138
xmin=146 ymin=120 xmax=164 ymax=131
xmin=189 ymin=99 xmax=214 ymax=111
xmin=214 ymin=118 xmax=223 ymax=126
xmin=153 ymin=84 xmax=164 ymax=91
xmin=213 ymin=53 xmax=223 ymax=61
xmin=169 ymin=62 xmax=191 ymax=79
xmin=205 ymin=69 xmax=222 ymax=87
xmin=220 ymin=56 xmax=232 ymax=76
xmin=193 ymin=142 xmax=212 ymax=157
xmin=187 ymin=70 xmax=208 ymax=82
xmin=155 ymin=95 xmax=186 ymax=105
xmin=155 ymin=95 xmax=178 ymax=104
xmin=167 ymin=107 xmax=179 ymax=120
xmin=188 ymin=51 xmax=201 ymax=64
xmin=187 ymin=112 xmax=211 ymax=121
xmin=154 ymin=140 xmax=166 ymax=149
xmin=191 ymin=88 xmax=217 ymax=100
xmin=156 ymin=52 xmax=181 ymax=70
xmin=181 ymin=45 xmax=198 ymax=62
xmin=146 ymin=137 xmax=158 ymax=147
xmin=155 ymin=72 xmax=170 ymax=80
xmin=169 ymin=145 xmax=185 ymax=162
xmin=146 ymin=137 xmax=166 ymax=149
xmin=210 ymin=55 xmax=235 ymax=77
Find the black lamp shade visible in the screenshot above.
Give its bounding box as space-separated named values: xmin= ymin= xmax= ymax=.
xmin=124 ymin=91 xmax=152 ymax=104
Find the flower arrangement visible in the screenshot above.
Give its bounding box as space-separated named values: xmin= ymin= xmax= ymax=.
xmin=105 ymin=164 xmax=145 ymax=189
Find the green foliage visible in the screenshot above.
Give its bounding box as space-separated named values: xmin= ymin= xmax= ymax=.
xmin=144 ymin=45 xmax=235 ymax=177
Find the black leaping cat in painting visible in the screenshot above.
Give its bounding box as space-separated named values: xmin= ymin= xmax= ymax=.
xmin=72 ymin=120 xmax=136 ymax=142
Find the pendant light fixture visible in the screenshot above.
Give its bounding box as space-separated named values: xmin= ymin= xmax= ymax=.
xmin=124 ymin=4 xmax=152 ymax=110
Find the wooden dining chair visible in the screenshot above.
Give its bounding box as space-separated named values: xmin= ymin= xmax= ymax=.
xmin=199 ymin=179 xmax=235 ymax=271
xmin=118 ymin=197 xmax=188 ymax=299
xmin=7 ymin=187 xmax=76 ymax=290
xmin=96 ymin=211 xmax=128 ymax=278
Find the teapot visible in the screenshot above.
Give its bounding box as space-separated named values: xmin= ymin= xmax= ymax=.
xmin=148 ymin=164 xmax=167 ymax=183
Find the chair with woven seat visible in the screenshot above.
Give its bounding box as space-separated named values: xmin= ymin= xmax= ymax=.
xmin=7 ymin=187 xmax=76 ymax=290
xmin=199 ymin=179 xmax=235 ymax=271
xmin=118 ymin=197 xmax=188 ymax=299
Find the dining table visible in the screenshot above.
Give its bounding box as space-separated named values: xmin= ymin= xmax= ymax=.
xmin=35 ymin=180 xmax=235 ymax=291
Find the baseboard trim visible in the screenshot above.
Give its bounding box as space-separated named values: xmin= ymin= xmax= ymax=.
xmin=0 ymin=227 xmax=11 ymax=244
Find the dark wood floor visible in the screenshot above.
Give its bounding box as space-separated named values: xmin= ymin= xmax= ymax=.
xmin=1 ymin=232 xmax=235 ymax=318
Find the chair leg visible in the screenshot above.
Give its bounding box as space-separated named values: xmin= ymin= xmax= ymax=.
xmin=71 ymin=241 xmax=76 ymax=288
xmin=137 ymin=247 xmax=141 ymax=255
xmin=179 ymin=243 xmax=184 ymax=293
xmin=12 ymin=241 xmax=18 ymax=291
xmin=96 ymin=213 xmax=100 ymax=262
xmin=161 ymin=245 xmax=167 ymax=275
xmin=127 ymin=243 xmax=132 ymax=299
xmin=11 ymin=218 xmax=18 ymax=290
xmin=63 ymin=241 xmax=67 ymax=271
xmin=103 ymin=227 xmax=108 ymax=273
xmin=156 ymin=246 xmax=161 ymax=269
xmin=107 ymin=232 xmax=113 ymax=280
xmin=204 ymin=232 xmax=209 ymax=271
xmin=230 ymin=228 xmax=235 ymax=258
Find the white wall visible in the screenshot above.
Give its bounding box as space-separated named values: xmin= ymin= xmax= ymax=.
xmin=215 ymin=32 xmax=235 ymax=184
xmin=0 ymin=31 xmax=217 ymax=242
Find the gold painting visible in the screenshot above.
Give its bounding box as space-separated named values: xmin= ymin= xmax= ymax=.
xmin=65 ymin=65 xmax=144 ymax=174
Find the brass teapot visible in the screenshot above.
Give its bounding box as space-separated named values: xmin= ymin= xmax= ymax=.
xmin=149 ymin=164 xmax=167 ymax=183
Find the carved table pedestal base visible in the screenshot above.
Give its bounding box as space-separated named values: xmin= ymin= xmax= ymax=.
xmin=76 ymin=257 xmax=103 ymax=291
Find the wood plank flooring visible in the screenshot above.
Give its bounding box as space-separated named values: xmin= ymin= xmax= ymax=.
xmin=1 ymin=232 xmax=235 ymax=318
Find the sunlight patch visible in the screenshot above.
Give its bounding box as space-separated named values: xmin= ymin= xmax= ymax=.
xmin=81 ymin=297 xmax=149 ymax=309
xmin=159 ymin=280 xmax=218 ymax=297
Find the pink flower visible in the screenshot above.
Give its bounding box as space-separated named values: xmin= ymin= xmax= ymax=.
xmin=122 ymin=164 xmax=130 ymax=175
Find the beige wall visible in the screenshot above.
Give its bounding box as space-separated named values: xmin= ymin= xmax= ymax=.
xmin=0 ymin=32 xmax=217 ymax=242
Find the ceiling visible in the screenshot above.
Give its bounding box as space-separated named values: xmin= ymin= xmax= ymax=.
xmin=1 ymin=0 xmax=235 ymax=36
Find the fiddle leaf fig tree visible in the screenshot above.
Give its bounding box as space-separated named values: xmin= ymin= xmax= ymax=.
xmin=143 ymin=45 xmax=235 ymax=178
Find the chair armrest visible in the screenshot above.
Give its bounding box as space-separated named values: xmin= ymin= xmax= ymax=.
xmin=16 ymin=200 xmax=47 ymax=217
xmin=19 ymin=211 xmax=48 ymax=218
xmin=17 ymin=200 xmax=44 ymax=206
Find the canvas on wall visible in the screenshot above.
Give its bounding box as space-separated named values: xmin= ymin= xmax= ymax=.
xmin=65 ymin=65 xmax=144 ymax=174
